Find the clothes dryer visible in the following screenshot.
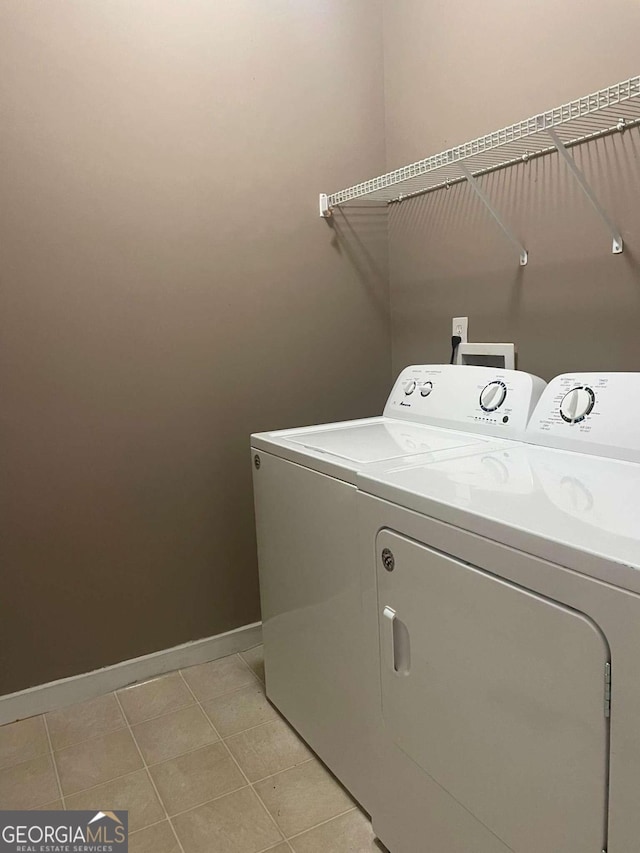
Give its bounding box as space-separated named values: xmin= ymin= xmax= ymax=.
xmin=358 ymin=372 xmax=640 ymax=852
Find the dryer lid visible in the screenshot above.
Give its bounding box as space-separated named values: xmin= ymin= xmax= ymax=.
xmin=358 ymin=442 xmax=640 ymax=589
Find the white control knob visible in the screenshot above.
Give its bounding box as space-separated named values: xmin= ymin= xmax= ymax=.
xmin=479 ymin=381 xmax=507 ymax=412
xmin=419 ymin=381 xmax=433 ymax=397
xmin=403 ymin=380 xmax=416 ymax=396
xmin=560 ymin=386 xmax=595 ymax=423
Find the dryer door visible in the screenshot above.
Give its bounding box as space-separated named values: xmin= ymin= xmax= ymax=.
xmin=377 ymin=529 xmax=610 ymax=853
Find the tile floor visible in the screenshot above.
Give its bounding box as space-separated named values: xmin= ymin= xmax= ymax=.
xmin=0 ymin=646 xmax=386 ymax=853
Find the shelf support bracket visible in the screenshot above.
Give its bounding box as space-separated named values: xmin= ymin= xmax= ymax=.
xmin=460 ymin=165 xmax=528 ymax=266
xmin=319 ymin=193 xmax=331 ymax=218
xmin=547 ymin=128 xmax=623 ymax=254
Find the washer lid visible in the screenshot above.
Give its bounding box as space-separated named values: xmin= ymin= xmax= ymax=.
xmin=252 ymin=417 xmax=490 ymax=483
xmin=287 ymin=421 xmax=484 ymax=463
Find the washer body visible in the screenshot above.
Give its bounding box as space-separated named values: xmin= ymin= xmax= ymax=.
xmin=251 ymin=364 xmax=544 ymax=813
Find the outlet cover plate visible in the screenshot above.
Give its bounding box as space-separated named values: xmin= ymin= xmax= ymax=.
xmin=452 ymin=317 xmax=468 ymax=343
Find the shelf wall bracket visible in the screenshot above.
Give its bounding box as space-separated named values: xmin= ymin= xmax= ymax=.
xmin=319 ymin=193 xmax=331 ymax=218
xmin=460 ymin=165 xmax=528 ymax=266
xmin=547 ymin=128 xmax=623 ymax=254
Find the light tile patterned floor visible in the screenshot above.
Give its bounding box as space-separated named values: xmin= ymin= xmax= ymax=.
xmin=0 ymin=646 xmax=386 ymax=853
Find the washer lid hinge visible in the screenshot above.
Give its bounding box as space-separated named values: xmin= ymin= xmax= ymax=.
xmin=604 ymin=662 xmax=612 ymax=718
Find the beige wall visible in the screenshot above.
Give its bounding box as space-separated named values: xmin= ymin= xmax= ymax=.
xmin=383 ymin=0 xmax=640 ymax=380
xmin=0 ymin=1 xmax=390 ymax=694
xmin=5 ymin=0 xmax=639 ymax=697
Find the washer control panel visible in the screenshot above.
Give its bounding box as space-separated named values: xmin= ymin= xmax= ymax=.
xmin=526 ymin=372 xmax=640 ymax=462
xmin=384 ymin=364 xmax=546 ymax=440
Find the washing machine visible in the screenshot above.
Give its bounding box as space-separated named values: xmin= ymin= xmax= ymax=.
xmin=251 ymin=364 xmax=544 ymax=813
xmin=357 ymin=372 xmax=640 ymax=853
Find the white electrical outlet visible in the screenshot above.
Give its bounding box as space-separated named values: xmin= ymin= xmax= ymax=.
xmin=452 ymin=316 xmax=468 ymax=343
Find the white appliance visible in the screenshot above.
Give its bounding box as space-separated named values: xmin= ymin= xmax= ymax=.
xmin=251 ymin=364 xmax=545 ymax=814
xmin=358 ymin=372 xmax=640 ymax=853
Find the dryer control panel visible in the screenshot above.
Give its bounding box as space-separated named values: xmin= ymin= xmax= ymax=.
xmin=383 ymin=364 xmax=546 ymax=440
xmin=526 ymin=372 xmax=640 ymax=462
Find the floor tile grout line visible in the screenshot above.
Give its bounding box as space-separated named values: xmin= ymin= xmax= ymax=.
xmin=184 ymin=650 xmax=261 ymax=684
xmin=112 ymin=690 xmax=186 ymax=853
xmin=47 ymin=722 xmax=131 ymax=756
xmin=119 ymin=700 xmax=195 ymax=730
xmin=179 ymin=672 xmax=262 ymax=705
xmin=250 ymin=756 xmax=316 ymax=786
xmin=0 ymin=747 xmax=57 ymax=775
xmin=42 ymin=715 xmax=66 ymax=808
xmin=165 ymin=781 xmax=248 ymax=819
xmin=56 ymin=765 xmax=152 ymax=801
xmin=0 ymin=734 xmax=51 ymax=773
xmin=254 ymin=840 xmax=295 ymax=853
xmin=252 ymin=842 xmax=289 ymax=853
xmin=222 ymin=713 xmax=300 ymax=742
xmin=143 ymin=738 xmax=220 ymax=769
xmin=285 ymin=805 xmax=359 ymax=841
xmin=127 ymin=816 xmax=168 ymax=837
xmin=178 ymin=669 xmax=289 ymax=845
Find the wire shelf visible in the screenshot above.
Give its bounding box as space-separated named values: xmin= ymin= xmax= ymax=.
xmin=322 ymin=76 xmax=640 ymax=211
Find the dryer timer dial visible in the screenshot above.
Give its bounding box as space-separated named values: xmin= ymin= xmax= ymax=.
xmin=560 ymin=386 xmax=595 ymax=424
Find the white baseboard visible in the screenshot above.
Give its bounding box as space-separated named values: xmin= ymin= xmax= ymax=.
xmin=0 ymin=621 xmax=262 ymax=726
